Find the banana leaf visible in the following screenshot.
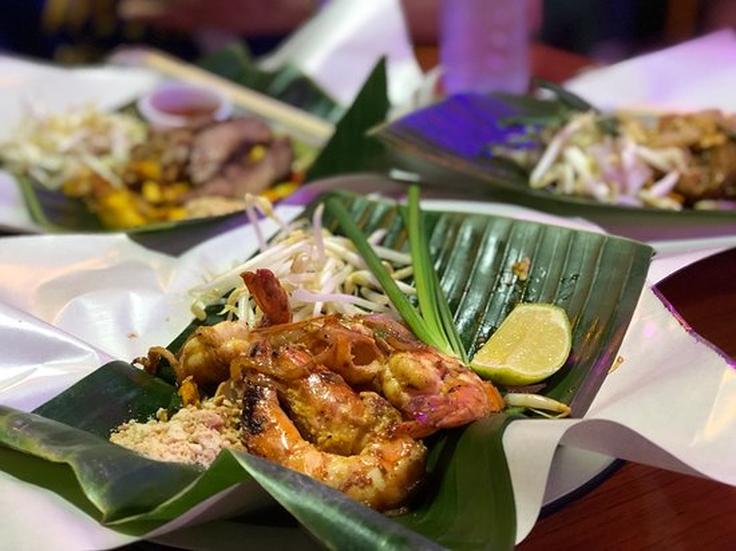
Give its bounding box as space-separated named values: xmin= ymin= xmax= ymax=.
xmin=375 ymin=93 xmax=736 ymax=229
xmin=0 ymin=191 xmax=652 ymax=549
xmin=306 ymin=59 xmax=390 ymax=180
xmin=198 ymin=43 xmax=344 ymax=123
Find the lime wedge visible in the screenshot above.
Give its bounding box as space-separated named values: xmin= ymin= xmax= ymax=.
xmin=470 ymin=303 xmax=572 ymax=385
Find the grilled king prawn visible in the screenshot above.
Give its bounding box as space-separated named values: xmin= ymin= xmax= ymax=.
xmin=132 ymin=269 xmax=503 ymax=510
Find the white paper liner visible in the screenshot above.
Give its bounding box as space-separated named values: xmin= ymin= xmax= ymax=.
xmin=565 ymin=29 xmax=736 ymax=113
xmin=507 ymin=287 xmax=736 ymax=540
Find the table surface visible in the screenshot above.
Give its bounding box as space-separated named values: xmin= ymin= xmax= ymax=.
xmin=416 ymin=42 xmax=736 ymax=550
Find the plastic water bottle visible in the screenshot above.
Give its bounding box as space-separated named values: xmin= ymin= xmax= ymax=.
xmin=440 ymin=0 xmax=530 ymax=94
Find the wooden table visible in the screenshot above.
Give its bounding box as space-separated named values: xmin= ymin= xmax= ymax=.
xmin=415 ymin=41 xmax=736 ymax=549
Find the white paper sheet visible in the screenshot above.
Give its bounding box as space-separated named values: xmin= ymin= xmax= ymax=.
xmin=565 ymin=29 xmax=736 ymax=112
xmin=507 ymin=286 xmax=736 ymax=540
xmin=0 ymin=55 xmax=159 ymax=142
xmin=0 ymin=202 xmax=733 ymax=547
xmin=259 ymin=0 xmax=423 ymax=107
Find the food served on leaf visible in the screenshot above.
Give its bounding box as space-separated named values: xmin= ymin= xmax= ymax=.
xmin=0 ymin=104 xmax=307 ymax=229
xmin=110 ymin=190 xmax=574 ymax=510
xmin=0 ymin=189 xmax=651 ymax=550
xmin=494 ymin=89 xmax=736 ymax=210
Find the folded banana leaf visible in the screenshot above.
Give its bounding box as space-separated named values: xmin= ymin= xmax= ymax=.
xmin=13 ymin=55 xmax=389 ymax=234
xmin=375 ymin=93 xmax=736 ymax=224
xmin=0 ymin=191 xmax=652 ymax=549
xmin=313 ymin=192 xmax=652 ymax=412
xmin=306 ymin=59 xmax=391 ymax=180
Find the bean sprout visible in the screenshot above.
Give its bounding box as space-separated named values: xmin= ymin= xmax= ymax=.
xmin=527 ymin=111 xmax=695 ymax=209
xmin=504 ymin=393 xmax=571 ymax=418
xmin=190 ymin=197 xmax=415 ymax=324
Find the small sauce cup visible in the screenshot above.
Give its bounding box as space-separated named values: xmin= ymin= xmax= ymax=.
xmin=137 ymin=82 xmax=232 ymax=129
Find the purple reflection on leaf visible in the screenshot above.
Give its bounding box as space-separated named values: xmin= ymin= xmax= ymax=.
xmin=394 ymin=94 xmax=533 ymax=158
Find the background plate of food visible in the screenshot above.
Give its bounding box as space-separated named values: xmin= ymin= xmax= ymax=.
xmin=0 ymin=48 xmax=391 ymax=235
xmin=375 ymin=82 xmax=736 ymax=244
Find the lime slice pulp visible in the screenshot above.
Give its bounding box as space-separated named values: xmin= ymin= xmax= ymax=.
xmin=469 ymin=303 xmax=572 ymax=385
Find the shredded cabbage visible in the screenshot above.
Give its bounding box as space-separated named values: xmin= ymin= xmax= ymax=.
xmin=0 ymin=105 xmax=146 ymax=189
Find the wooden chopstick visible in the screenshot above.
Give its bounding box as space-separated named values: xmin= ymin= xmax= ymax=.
xmin=108 ymin=47 xmax=335 ymax=145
